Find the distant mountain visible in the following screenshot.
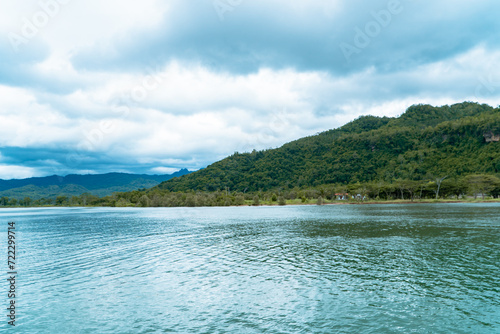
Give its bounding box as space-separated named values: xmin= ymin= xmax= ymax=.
xmin=0 ymin=169 xmax=191 ymax=199
xmin=156 ymin=102 xmax=500 ymax=192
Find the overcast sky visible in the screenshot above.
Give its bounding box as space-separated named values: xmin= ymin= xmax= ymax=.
xmin=1 ymin=0 xmax=499 ymax=179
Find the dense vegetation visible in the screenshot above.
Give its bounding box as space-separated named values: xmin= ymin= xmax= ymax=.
xmin=2 ymin=102 xmax=499 ymax=207
xmin=156 ymin=102 xmax=500 ymax=193
xmin=2 ymin=173 xmax=499 ymax=208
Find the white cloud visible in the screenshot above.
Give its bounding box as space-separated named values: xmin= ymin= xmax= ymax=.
xmin=0 ymin=85 xmax=77 ymax=147
xmin=0 ymin=165 xmax=41 ymax=179
xmin=0 ymin=1 xmax=499 ymax=178
xmin=2 ymin=0 xmax=166 ymax=53
xmin=150 ymin=167 xmax=181 ymax=174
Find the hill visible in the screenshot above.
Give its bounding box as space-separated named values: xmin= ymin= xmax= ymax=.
xmin=0 ymin=170 xmax=190 ymax=200
xmin=157 ymin=102 xmax=500 ymax=192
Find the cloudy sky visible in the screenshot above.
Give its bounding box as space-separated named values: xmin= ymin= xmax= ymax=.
xmin=1 ymin=0 xmax=499 ymax=179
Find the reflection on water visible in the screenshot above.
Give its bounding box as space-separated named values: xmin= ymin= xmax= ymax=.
xmin=1 ymin=204 xmax=499 ymax=333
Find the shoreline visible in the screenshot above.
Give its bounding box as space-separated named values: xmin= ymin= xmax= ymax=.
xmin=250 ymin=199 xmax=500 ymax=207
xmin=1 ymin=198 xmax=499 ymax=209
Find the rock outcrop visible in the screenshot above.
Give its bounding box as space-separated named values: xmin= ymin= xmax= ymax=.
xmin=484 ymin=132 xmax=500 ymax=142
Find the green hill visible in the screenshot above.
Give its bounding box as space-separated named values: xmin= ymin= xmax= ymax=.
xmin=0 ymin=170 xmax=191 ymax=200
xmin=157 ymin=102 xmax=500 ymax=192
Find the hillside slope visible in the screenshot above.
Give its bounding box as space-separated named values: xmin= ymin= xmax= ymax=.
xmin=0 ymin=170 xmax=191 ymax=199
xmin=158 ymin=102 xmax=500 ymax=192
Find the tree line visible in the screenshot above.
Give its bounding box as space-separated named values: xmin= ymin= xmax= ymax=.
xmin=1 ymin=174 xmax=498 ymax=207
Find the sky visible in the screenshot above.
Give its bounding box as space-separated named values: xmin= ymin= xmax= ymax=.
xmin=1 ymin=0 xmax=499 ymax=179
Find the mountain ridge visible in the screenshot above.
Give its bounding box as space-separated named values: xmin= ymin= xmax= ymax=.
xmin=0 ymin=169 xmax=191 ymax=199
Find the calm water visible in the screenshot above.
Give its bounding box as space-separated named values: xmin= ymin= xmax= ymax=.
xmin=1 ymin=204 xmax=499 ymax=333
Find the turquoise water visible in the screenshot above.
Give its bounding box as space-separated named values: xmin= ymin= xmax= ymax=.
xmin=1 ymin=204 xmax=499 ymax=333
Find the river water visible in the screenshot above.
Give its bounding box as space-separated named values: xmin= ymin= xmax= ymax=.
xmin=1 ymin=204 xmax=499 ymax=333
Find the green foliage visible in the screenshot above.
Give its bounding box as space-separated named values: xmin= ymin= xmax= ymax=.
xmin=278 ymin=196 xmax=286 ymax=206
xmin=463 ymin=174 xmax=500 ymax=199
xmin=158 ymin=102 xmax=500 ymax=193
xmin=55 ymin=196 xmax=68 ymax=206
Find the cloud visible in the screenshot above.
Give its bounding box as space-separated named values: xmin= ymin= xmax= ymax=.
xmin=0 ymin=165 xmax=40 ymax=180
xmin=150 ymin=167 xmax=182 ymax=174
xmin=0 ymin=0 xmax=499 ymax=179
xmin=69 ymin=0 xmax=500 ymax=75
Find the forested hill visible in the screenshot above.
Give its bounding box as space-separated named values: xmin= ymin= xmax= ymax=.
xmin=158 ymin=102 xmax=500 ymax=192
xmin=0 ymin=170 xmax=190 ymax=199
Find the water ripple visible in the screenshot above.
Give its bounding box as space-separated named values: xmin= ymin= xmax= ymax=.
xmin=1 ymin=204 xmax=499 ymax=333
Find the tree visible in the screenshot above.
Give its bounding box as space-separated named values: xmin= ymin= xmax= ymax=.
xmin=405 ymin=181 xmax=418 ymax=201
xmin=70 ymin=196 xmax=81 ymax=206
xmin=80 ymin=193 xmax=94 ymax=206
xmin=278 ymin=196 xmax=286 ymax=206
xmin=441 ymin=179 xmax=466 ymax=199
xmin=252 ymin=195 xmax=260 ymax=206
xmin=56 ymin=196 xmax=68 ymax=206
xmin=491 ymin=179 xmax=500 ymax=198
xmin=21 ymin=197 xmax=32 ymax=207
xmin=381 ymin=183 xmax=395 ymax=200
xmin=0 ymin=197 xmax=9 ymax=206
xmin=151 ymin=194 xmax=163 ymax=207
xmin=138 ymin=195 xmax=151 ymax=207
xmin=116 ymin=198 xmax=131 ymax=207
xmin=464 ymin=175 xmax=500 ymax=199
xmin=395 ymin=179 xmax=406 ymax=200
xmin=435 ymin=175 xmax=448 ymax=199
xmin=418 ymin=181 xmax=426 ymax=200
xmin=235 ymin=195 xmax=245 ymax=206
xmin=185 ymin=194 xmax=196 ymax=207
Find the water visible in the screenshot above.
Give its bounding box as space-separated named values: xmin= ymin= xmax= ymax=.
xmin=1 ymin=204 xmax=499 ymax=333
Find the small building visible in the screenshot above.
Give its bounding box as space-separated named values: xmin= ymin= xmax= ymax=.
xmin=335 ymin=193 xmax=349 ymax=200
